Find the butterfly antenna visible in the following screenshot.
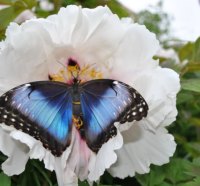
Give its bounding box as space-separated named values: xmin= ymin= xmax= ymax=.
xmin=56 ymin=60 xmax=66 ymax=68
xmin=55 ymin=60 xmax=69 ymax=82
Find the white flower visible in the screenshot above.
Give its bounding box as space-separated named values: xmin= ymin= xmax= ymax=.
xmin=0 ymin=5 xmax=180 ymax=186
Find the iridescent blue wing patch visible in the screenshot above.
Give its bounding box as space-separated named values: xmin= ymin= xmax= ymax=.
xmin=0 ymin=81 xmax=72 ymax=156
xmin=80 ymin=79 xmax=148 ymax=152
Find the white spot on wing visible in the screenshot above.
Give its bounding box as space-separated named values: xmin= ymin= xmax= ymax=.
xmin=11 ymin=118 xmax=16 ymax=122
xmin=17 ymin=103 xmax=21 ymax=109
xmin=139 ymin=108 xmax=143 ymax=112
xmin=113 ymin=81 xmax=118 ymax=85
xmin=132 ymin=112 xmax=136 ymax=116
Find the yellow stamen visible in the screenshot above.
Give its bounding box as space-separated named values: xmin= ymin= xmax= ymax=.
xmin=49 ymin=69 xmax=66 ymax=82
xmin=49 ymin=63 xmax=103 ymax=83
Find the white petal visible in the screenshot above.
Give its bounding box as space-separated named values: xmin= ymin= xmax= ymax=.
xmin=109 ymin=123 xmax=176 ymax=178
xmin=54 ymin=158 xmax=78 ymax=186
xmin=44 ymin=6 xmax=126 ymax=65
xmin=0 ymin=21 xmax=55 ymax=92
xmin=66 ymin=128 xmax=91 ymax=181
xmin=0 ymin=127 xmax=29 ymax=176
xmin=110 ymin=23 xmax=159 ymax=77
xmin=88 ymin=130 xmax=123 ymax=181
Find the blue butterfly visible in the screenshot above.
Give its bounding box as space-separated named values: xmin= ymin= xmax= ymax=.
xmin=0 ymin=60 xmax=148 ymax=156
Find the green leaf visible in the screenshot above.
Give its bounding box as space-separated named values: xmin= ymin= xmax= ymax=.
xmin=179 ymin=37 xmax=200 ymax=64
xmin=19 ymin=0 xmax=37 ymax=9
xmin=106 ymin=0 xmax=130 ymax=18
xmin=184 ymin=142 xmax=200 ymax=157
xmin=32 ymin=171 xmax=41 ymax=186
xmin=185 ymin=158 xmax=200 ymax=177
xmin=178 ymin=177 xmax=200 ymax=186
xmin=98 ymin=185 xmax=121 ymax=186
xmin=177 ymin=91 xmax=194 ymax=104
xmin=32 ymin=160 xmax=53 ymax=186
xmin=178 ymin=42 xmax=194 ymax=61
xmin=189 ymin=117 xmax=200 ymax=127
xmin=0 ymin=0 xmax=37 ymax=38
xmin=0 ymin=6 xmax=24 ymax=28
xmin=0 ymin=172 xmax=11 ymax=186
xmin=181 ymin=79 xmax=200 ymax=93
xmin=181 ymin=63 xmax=200 ymax=75
xmin=78 ymin=180 xmax=90 ymax=186
xmin=192 ymin=37 xmax=200 ymax=62
xmin=164 ymin=158 xmax=192 ymax=184
xmin=0 ymin=0 xmax=14 ymax=5
xmin=136 ymin=167 xmax=165 ymax=186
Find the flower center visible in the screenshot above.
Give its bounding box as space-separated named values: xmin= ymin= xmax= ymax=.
xmin=49 ymin=58 xmax=103 ymax=84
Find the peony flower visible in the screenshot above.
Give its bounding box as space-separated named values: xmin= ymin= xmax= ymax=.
xmin=0 ymin=5 xmax=180 ymax=186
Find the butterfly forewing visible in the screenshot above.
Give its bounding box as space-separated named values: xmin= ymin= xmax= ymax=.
xmin=0 ymin=81 xmax=73 ymax=156
xmin=80 ymin=79 xmax=148 ymax=152
xmin=115 ymin=81 xmax=148 ymax=123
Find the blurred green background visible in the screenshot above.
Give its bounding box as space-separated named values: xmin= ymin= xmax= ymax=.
xmin=0 ymin=0 xmax=200 ymax=186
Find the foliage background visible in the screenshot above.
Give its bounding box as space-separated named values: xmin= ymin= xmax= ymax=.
xmin=0 ymin=0 xmax=200 ymax=186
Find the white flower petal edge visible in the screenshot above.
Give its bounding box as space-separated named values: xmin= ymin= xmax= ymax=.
xmin=109 ymin=123 xmax=176 ymax=178
xmin=88 ymin=128 xmax=123 ymax=181
xmin=0 ymin=127 xmax=29 ymax=176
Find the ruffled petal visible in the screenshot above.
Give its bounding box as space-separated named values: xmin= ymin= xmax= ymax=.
xmin=0 ymin=22 xmax=53 ymax=92
xmin=0 ymin=127 xmax=29 ymax=175
xmin=42 ymin=5 xmax=126 ymax=66
xmin=109 ymin=123 xmax=176 ymax=178
xmin=88 ymin=129 xmax=123 ymax=181
xmin=54 ymin=158 xmax=78 ymax=186
xmin=66 ymin=128 xmax=91 ymax=181
xmin=110 ymin=24 xmax=159 ymax=80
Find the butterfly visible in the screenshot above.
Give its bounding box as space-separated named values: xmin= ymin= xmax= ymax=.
xmin=0 ymin=59 xmax=148 ymax=157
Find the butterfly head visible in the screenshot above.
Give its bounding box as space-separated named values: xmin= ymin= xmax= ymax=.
xmin=67 ymin=58 xmax=80 ymax=84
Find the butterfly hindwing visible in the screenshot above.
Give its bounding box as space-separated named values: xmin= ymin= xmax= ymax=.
xmin=80 ymin=79 xmax=148 ymax=152
xmin=0 ymin=81 xmax=73 ymax=156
